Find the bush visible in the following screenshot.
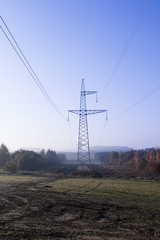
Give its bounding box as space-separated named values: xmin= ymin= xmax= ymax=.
xmin=91 ymin=170 xmax=103 ymax=178
xmin=4 ymin=161 xmax=17 ymax=174
xmin=146 ymin=162 xmax=160 ymax=175
xmin=137 ymin=158 xmax=147 ymax=171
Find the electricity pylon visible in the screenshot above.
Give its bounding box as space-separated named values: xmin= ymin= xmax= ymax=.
xmin=68 ymin=79 xmax=107 ymax=170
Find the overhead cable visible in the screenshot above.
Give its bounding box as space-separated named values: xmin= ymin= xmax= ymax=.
xmin=100 ymin=0 xmax=150 ymax=98
xmin=0 ymin=16 xmax=67 ymax=120
xmin=95 ymin=80 xmax=160 ymax=143
xmin=110 ymin=82 xmax=160 ymax=120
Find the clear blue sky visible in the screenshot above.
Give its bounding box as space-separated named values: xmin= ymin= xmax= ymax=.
xmin=0 ymin=0 xmax=160 ymax=152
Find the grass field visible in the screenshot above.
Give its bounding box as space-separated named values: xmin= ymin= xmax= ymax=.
xmin=0 ymin=175 xmax=160 ymax=239
xmin=0 ymin=174 xmax=44 ymax=183
xmin=40 ymin=178 xmax=160 ymax=198
xmin=40 ymin=178 xmax=160 ymax=213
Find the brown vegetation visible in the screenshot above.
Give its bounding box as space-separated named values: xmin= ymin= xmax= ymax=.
xmin=95 ymin=148 xmax=160 ymax=178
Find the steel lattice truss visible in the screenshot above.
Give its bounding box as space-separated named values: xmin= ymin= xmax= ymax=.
xmin=68 ymin=79 xmax=107 ymax=170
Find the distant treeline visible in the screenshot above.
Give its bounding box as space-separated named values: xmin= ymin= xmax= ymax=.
xmin=95 ymin=149 xmax=160 ymax=175
xmin=0 ymin=143 xmax=66 ymax=173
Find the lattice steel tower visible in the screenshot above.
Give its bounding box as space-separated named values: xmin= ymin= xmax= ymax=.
xmin=68 ymin=79 xmax=107 ymax=170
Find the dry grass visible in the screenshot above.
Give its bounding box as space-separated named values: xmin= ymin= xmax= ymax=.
xmin=0 ymin=174 xmax=44 ymax=183
xmin=40 ymin=178 xmax=160 ymax=198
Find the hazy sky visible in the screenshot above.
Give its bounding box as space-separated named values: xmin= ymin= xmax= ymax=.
xmin=0 ymin=0 xmax=160 ymax=152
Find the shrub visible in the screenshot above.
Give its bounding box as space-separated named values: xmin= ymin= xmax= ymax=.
xmin=4 ymin=160 xmax=17 ymax=174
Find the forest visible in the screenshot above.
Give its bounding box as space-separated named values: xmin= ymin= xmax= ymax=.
xmin=0 ymin=143 xmax=66 ymax=173
xmin=1 ymin=143 xmax=160 ymax=177
xmin=95 ymin=148 xmax=160 ymax=176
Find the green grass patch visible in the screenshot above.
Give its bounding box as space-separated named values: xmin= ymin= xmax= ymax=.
xmin=39 ymin=178 xmax=160 ymax=211
xmin=40 ymin=178 xmax=160 ymax=197
xmin=0 ymin=174 xmax=44 ymax=184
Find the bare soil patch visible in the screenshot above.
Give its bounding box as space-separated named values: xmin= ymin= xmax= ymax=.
xmin=0 ymin=175 xmax=159 ymax=239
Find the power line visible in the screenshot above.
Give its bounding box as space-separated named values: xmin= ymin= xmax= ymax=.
xmin=97 ymin=119 xmax=107 ymax=145
xmin=96 ymin=80 xmax=160 ymax=142
xmin=110 ymin=82 xmax=160 ymax=120
xmin=100 ymin=0 xmax=150 ymax=98
xmin=67 ymin=120 xmax=76 ymax=152
xmin=93 ymin=0 xmax=150 ymax=140
xmin=95 ymin=0 xmax=150 ymax=142
xmin=0 ymin=16 xmax=67 ymax=120
xmin=92 ymin=80 xmax=160 ymax=146
xmin=83 ymin=0 xmax=91 ymax=78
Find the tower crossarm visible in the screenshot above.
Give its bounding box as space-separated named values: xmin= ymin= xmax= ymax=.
xmin=68 ymin=109 xmax=107 ymax=119
xmin=68 ymin=110 xmax=107 ymax=115
xmin=86 ymin=109 xmax=107 ymax=115
xmin=82 ymin=91 xmax=97 ymax=96
xmin=68 ymin=110 xmax=80 ymax=115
